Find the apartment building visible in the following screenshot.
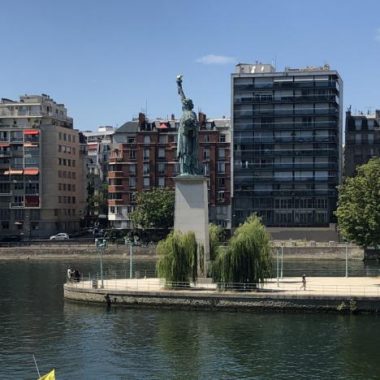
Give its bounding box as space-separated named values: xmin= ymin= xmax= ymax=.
xmin=0 ymin=94 xmax=86 ymax=238
xmin=83 ymin=126 xmax=115 ymax=225
xmin=108 ymin=113 xmax=231 ymax=229
xmin=232 ymin=63 xmax=343 ymax=227
xmin=344 ymin=109 xmax=380 ymax=177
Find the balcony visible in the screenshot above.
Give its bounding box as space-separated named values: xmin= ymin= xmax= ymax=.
xmin=108 ymin=199 xmax=125 ymax=206
xmin=108 ymin=171 xmax=126 ymax=179
xmin=108 ymin=185 xmax=126 ymax=193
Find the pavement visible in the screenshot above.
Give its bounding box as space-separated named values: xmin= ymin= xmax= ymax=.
xmin=68 ymin=276 xmax=380 ymax=298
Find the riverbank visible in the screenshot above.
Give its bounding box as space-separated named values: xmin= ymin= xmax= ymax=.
xmin=0 ymin=242 xmax=364 ymax=261
xmin=64 ymin=276 xmax=380 ymax=314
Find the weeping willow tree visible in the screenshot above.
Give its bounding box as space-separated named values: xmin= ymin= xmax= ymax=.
xmin=156 ymin=231 xmax=198 ymax=285
xmin=209 ymin=223 xmax=224 ymax=261
xmin=212 ymin=215 xmax=272 ymax=286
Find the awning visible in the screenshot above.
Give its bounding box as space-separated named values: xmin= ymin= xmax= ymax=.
xmin=24 ymin=143 xmax=39 ymax=148
xmin=24 ymin=168 xmax=39 ymax=175
xmin=5 ymin=169 xmax=23 ymax=175
xmin=23 ymin=129 xmax=40 ymax=135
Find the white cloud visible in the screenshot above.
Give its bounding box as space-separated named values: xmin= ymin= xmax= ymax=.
xmin=375 ymin=28 xmax=380 ymax=42
xmin=196 ymin=54 xmax=236 ymax=65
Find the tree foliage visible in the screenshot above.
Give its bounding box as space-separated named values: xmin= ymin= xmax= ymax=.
xmin=130 ymin=188 xmax=175 ymax=230
xmin=156 ymin=231 xmax=198 ymax=284
xmin=209 ymin=223 xmax=224 ymax=261
xmin=212 ymin=215 xmax=272 ymax=285
xmin=336 ymin=158 xmax=380 ymax=248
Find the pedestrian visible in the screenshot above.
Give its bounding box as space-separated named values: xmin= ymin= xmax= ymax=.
xmin=67 ymin=267 xmax=73 ymax=282
xmin=301 ymin=274 xmax=306 ymax=290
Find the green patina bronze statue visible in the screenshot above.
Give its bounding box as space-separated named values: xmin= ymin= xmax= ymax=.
xmin=176 ymin=75 xmax=200 ymax=176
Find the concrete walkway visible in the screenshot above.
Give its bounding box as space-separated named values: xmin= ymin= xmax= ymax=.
xmin=69 ymin=276 xmax=380 ymax=298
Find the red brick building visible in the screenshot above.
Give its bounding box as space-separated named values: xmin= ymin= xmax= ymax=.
xmin=108 ymin=113 xmax=231 ymax=229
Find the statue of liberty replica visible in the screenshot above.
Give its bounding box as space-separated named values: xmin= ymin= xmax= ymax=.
xmin=174 ymin=75 xmax=209 ymax=276
xmin=176 ymin=75 xmax=200 ymax=175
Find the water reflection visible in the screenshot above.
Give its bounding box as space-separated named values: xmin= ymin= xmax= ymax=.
xmin=1 ymin=260 xmax=380 ymax=379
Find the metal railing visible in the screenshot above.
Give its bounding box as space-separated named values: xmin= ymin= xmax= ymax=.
xmin=65 ymin=275 xmax=380 ymax=298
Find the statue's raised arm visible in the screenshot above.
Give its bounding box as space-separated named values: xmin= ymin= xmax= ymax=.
xmin=176 ymin=74 xmax=186 ymax=103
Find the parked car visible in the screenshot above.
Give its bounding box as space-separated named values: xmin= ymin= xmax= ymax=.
xmin=49 ymin=233 xmax=69 ymax=240
xmin=0 ymin=235 xmax=22 ymax=242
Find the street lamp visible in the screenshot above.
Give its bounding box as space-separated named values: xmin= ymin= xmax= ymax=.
xmin=124 ymin=237 xmax=133 ymax=279
xmin=280 ymin=242 xmax=284 ymax=279
xmin=95 ymin=238 xmax=107 ymax=288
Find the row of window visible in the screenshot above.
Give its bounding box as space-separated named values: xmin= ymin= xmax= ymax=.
xmin=58 ymin=145 xmax=76 ymax=154
xmin=58 ymin=132 xmax=76 ymax=143
xmin=58 ymin=158 xmax=76 ymax=167
xmin=58 ymin=171 xmax=76 ymax=179
xmin=139 ymin=134 xmax=227 ymax=145
xmin=57 ymin=196 xmax=76 ymax=204
xmin=58 ymin=183 xmax=76 ymax=192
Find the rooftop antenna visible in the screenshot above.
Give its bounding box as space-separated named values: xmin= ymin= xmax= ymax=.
xmin=145 ymin=99 xmax=148 ymax=117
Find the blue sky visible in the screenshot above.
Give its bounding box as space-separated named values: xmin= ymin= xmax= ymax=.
xmin=0 ymin=0 xmax=379 ymax=131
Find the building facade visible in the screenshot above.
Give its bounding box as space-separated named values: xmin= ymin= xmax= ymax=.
xmin=108 ymin=113 xmax=231 ymax=229
xmin=344 ymin=109 xmax=380 ymax=178
xmin=0 ymin=94 xmax=86 ymax=238
xmin=232 ymin=63 xmax=343 ymax=227
xmin=83 ymin=126 xmax=115 ymax=226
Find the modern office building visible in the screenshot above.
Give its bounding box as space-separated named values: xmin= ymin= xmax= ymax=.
xmin=0 ymin=94 xmax=86 ymax=238
xmin=108 ymin=113 xmax=231 ymax=229
xmin=232 ymin=63 xmax=343 ymax=227
xmin=344 ymin=109 xmax=380 ymax=178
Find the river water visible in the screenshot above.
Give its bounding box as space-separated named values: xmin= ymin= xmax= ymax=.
xmin=1 ymin=258 xmax=380 ymax=379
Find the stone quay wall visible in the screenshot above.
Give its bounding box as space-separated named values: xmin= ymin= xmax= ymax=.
xmin=0 ymin=242 xmax=364 ymax=260
xmin=64 ymin=285 xmax=380 ymax=314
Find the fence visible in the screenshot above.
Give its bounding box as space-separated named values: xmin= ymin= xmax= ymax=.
xmin=65 ymin=272 xmax=380 ymax=298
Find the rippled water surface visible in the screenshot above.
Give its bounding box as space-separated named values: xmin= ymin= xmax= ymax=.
xmin=1 ymin=259 xmax=380 ymax=379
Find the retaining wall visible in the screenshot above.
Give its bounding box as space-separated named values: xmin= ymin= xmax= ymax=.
xmin=64 ymin=285 xmax=380 ymax=314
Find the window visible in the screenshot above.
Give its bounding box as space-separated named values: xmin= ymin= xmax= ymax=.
xmin=217 ymin=161 xmax=225 ymax=174
xmin=158 ymin=163 xmax=165 ymax=175
xmin=159 ymin=135 xmax=167 ymax=144
xmin=203 ymin=148 xmax=210 ymax=160
xmin=217 ymin=191 xmax=225 ymax=202
xmin=355 ymin=119 xmax=362 ymax=131
xmin=203 ymin=163 xmax=209 ymax=176
xmin=219 ymin=134 xmax=226 ymax=143
xmin=143 ymin=148 xmax=150 ymax=160
xmin=158 ymin=177 xmax=165 ymax=188
xmin=143 ymin=177 xmax=150 ymax=188
xmin=217 ymin=178 xmax=225 ymax=188
xmin=204 ymin=135 xmax=210 ymax=143
xmin=129 ymin=177 xmax=136 ymax=188
xmin=218 ymin=148 xmax=225 ymax=159
xmin=143 ymin=163 xmax=150 ymax=175
xmin=129 ymin=150 xmax=136 ymax=159
xmin=129 ymin=164 xmax=136 ymax=174
xmin=128 ymin=136 xmax=136 ymax=144
xmin=158 ymin=148 xmax=165 ymax=158
xmin=144 ymin=135 xmax=151 ymax=144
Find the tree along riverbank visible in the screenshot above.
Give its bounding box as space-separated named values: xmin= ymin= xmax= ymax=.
xmin=0 ymin=243 xmax=363 ymax=261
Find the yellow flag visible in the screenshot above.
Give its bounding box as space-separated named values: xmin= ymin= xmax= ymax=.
xmin=38 ymin=369 xmax=55 ymax=380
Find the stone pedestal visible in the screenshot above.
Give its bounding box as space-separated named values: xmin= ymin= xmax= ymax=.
xmin=174 ymin=175 xmax=209 ymax=276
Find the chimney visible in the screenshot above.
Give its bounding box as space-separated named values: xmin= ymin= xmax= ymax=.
xmin=198 ymin=112 xmax=206 ymax=127
xmin=171 ymin=113 xmax=175 ymax=121
xmin=138 ymin=113 xmax=146 ymax=129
